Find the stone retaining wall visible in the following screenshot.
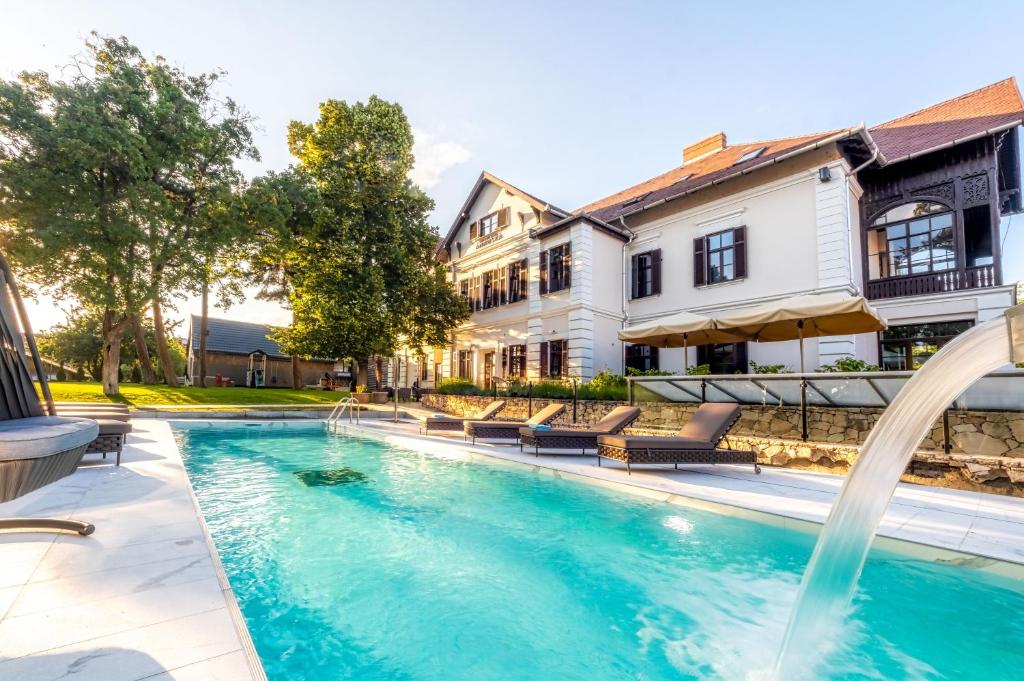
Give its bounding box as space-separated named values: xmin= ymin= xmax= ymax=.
xmin=421 ymin=394 xmax=1024 ymax=496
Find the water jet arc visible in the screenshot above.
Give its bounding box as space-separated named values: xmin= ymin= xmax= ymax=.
xmin=773 ymin=304 xmax=1024 ymax=679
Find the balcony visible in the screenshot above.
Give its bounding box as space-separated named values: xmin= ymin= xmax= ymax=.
xmin=865 ymin=264 xmax=997 ymax=300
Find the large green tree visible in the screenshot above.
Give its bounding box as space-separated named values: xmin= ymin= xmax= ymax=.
xmin=0 ymin=34 xmax=255 ymax=394
xmin=256 ymin=97 xmax=467 ymax=381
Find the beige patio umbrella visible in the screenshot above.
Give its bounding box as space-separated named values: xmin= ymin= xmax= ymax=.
xmin=618 ymin=310 xmax=748 ymax=370
xmin=712 ymin=292 xmax=887 ymax=372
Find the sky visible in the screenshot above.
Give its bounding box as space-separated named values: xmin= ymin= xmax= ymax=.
xmin=2 ymin=0 xmax=1023 ymax=333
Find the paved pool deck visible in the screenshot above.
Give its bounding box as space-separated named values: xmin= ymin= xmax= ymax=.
xmin=0 ymin=420 xmax=263 ymax=681
xmin=3 ymin=416 xmax=1024 ymax=680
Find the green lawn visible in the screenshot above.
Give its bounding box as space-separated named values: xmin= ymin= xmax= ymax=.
xmin=37 ymin=382 xmax=349 ymax=407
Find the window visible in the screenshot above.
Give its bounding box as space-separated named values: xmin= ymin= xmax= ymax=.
xmin=508 ymin=259 xmax=528 ymax=303
xmin=504 ymin=344 xmax=526 ymax=379
xmin=697 ymin=342 xmax=748 ymax=374
xmin=694 ymin=227 xmax=746 ymax=286
xmin=879 ymin=321 xmax=973 ymax=371
xmin=478 ymin=212 xmax=497 ymax=237
xmin=420 ymin=358 xmax=429 ymax=381
xmin=457 ymin=350 xmax=473 ymax=379
xmin=625 ymin=344 xmax=659 ymax=373
xmin=867 ymin=202 xmax=954 ymax=280
xmin=733 ymin=147 xmax=765 ymax=165
xmin=631 ymin=249 xmax=662 ymax=299
xmin=539 ymin=340 xmax=568 ymax=379
xmin=469 ymin=207 xmax=510 ymax=240
xmin=459 ymin=280 xmax=471 ymax=312
xmin=540 ymin=243 xmax=571 ymax=294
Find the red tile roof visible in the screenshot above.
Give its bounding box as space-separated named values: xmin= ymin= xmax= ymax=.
xmin=869 ymin=77 xmax=1024 ymax=161
xmin=579 ymin=78 xmax=1024 ymax=224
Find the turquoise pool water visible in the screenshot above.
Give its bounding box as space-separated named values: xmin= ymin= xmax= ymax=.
xmin=174 ymin=422 xmax=1024 ymax=681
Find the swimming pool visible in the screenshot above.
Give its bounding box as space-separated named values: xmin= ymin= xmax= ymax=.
xmin=174 ymin=421 xmax=1024 ymax=680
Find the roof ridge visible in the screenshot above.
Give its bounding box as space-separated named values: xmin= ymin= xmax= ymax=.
xmin=727 ymin=128 xmax=846 ymax=148
xmin=871 ymin=77 xmax=1021 ymax=129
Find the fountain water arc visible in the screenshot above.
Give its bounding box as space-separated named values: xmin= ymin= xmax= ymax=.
xmin=773 ymin=304 xmax=1024 ymax=680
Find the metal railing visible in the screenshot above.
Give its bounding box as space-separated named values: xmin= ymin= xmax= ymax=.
xmin=326 ymin=396 xmax=360 ymax=429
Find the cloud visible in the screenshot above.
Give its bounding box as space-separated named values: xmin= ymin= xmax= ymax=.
xmin=409 ymin=128 xmax=470 ymax=189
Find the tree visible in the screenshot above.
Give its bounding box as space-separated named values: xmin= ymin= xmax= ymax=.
xmin=0 ymin=34 xmax=256 ymax=394
xmin=0 ymin=37 xmax=166 ymax=394
xmin=253 ymin=97 xmax=468 ymax=376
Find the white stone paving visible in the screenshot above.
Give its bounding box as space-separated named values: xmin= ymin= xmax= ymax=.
xmin=0 ymin=420 xmax=263 ymax=681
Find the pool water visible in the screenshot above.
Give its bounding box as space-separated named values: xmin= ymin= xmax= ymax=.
xmin=174 ymin=422 xmax=1024 ymax=681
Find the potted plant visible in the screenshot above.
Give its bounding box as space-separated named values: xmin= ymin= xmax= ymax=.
xmin=371 ymin=387 xmax=389 ymax=404
xmin=352 ymin=385 xmax=371 ymax=404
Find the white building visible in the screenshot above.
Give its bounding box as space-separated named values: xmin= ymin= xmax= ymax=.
xmin=425 ymin=79 xmax=1023 ymax=387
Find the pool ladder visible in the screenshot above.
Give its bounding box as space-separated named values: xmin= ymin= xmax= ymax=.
xmin=326 ymin=396 xmax=360 ymax=432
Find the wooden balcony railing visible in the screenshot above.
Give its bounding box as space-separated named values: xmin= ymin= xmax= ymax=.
xmin=865 ymin=263 xmax=997 ymax=300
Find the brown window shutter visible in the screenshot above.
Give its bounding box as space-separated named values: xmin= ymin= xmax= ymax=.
xmin=652 ymin=249 xmax=662 ymax=295
xmin=693 ymin=237 xmax=706 ymax=287
xmin=497 ymin=207 xmax=510 ymax=229
xmin=564 ymin=243 xmax=572 ymax=289
xmin=630 ymin=254 xmax=639 ymax=299
xmin=539 ymin=341 xmax=549 ymax=378
xmin=502 ymin=347 xmax=508 ymax=374
xmin=560 ymin=342 xmax=569 ymax=378
xmin=520 ymin=259 xmax=528 ymax=299
xmin=539 ymin=251 xmax=548 ymax=294
xmin=469 ymin=221 xmax=478 ymax=240
xmin=733 ymin=226 xmax=747 ymax=279
xmin=474 ymin=276 xmax=482 ymax=311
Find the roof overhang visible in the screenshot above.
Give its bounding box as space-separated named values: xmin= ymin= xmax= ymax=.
xmin=532 ymin=214 xmax=631 ymax=242
xmin=437 ymin=171 xmax=569 ymax=255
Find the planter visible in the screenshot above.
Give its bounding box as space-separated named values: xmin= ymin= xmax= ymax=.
xmin=371 ymin=391 xmax=389 ymax=404
xmin=352 ymin=393 xmax=371 ymax=404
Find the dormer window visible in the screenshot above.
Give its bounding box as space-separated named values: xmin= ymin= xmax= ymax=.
xmin=733 ymin=147 xmax=765 ymax=165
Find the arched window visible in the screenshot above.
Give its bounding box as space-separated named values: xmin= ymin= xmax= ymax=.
xmin=867 ymin=201 xmax=954 ymax=280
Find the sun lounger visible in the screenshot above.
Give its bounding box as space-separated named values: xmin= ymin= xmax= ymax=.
xmin=464 ymin=403 xmax=566 ymax=443
xmin=518 ymin=406 xmax=642 ymax=455
xmin=54 ymin=406 xmax=133 ymax=465
xmin=421 ymin=400 xmax=506 ymax=434
xmin=596 ymin=402 xmax=760 ymax=474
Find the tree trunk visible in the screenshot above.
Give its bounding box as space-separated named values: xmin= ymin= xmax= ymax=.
xmin=152 ymin=300 xmax=179 ymax=386
xmin=131 ymin=314 xmax=157 ymax=384
xmin=291 ymin=355 xmax=302 ymax=389
xmin=101 ymin=310 xmax=124 ymax=396
xmin=198 ymin=278 xmax=209 ymax=388
xmin=374 ymin=356 xmax=384 ymax=389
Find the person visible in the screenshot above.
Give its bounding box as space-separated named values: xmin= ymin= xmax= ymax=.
xmin=412 ymin=379 xmax=421 ymax=401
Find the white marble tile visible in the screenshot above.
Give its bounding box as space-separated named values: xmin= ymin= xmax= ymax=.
xmin=0 ymin=559 xmax=38 ymax=589
xmin=10 ymin=554 xmax=214 ymax=617
xmin=0 ymin=588 xmax=20 ymax=621
xmin=33 ymin=534 xmax=210 ymax=582
xmin=0 ymin=577 xmax=226 ymax=659
xmin=145 ymin=650 xmax=254 ymax=681
xmin=0 ymin=608 xmax=242 ymax=681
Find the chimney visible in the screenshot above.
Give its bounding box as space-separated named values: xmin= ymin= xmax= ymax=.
xmin=683 ymin=132 xmax=727 ymax=163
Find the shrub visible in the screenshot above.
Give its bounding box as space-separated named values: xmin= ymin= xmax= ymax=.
xmin=436 ymin=378 xmax=485 ymax=395
xmin=685 ymin=363 xmax=710 ymax=376
xmin=529 ymin=380 xmax=575 ymax=399
xmin=816 ymin=357 xmax=880 ymax=373
xmin=626 ymin=367 xmax=673 ymax=377
xmin=749 ymin=360 xmax=790 ymax=374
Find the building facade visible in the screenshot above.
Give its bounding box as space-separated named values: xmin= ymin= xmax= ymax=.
xmin=426 ymin=79 xmax=1023 ymax=386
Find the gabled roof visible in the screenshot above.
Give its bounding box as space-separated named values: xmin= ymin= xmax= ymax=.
xmin=438 ymin=171 xmax=569 ymax=253
xmin=577 ymin=78 xmax=1024 ymax=225
xmin=868 ymin=77 xmax=1024 ymax=162
xmin=189 ymin=315 xmax=289 ymax=359
xmin=579 ymin=129 xmax=859 ymax=224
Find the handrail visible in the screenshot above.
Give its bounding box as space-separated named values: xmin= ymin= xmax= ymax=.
xmin=327 ymin=396 xmax=360 ymax=428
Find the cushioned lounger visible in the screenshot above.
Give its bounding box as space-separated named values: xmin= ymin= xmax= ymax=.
xmin=53 ymin=409 xmax=134 ymax=465
xmin=421 ymin=400 xmax=506 ymax=434
xmin=518 ymin=406 xmax=642 ymax=455
xmin=464 ymin=403 xmax=566 ymax=443
xmin=596 ymin=403 xmax=760 ymax=474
